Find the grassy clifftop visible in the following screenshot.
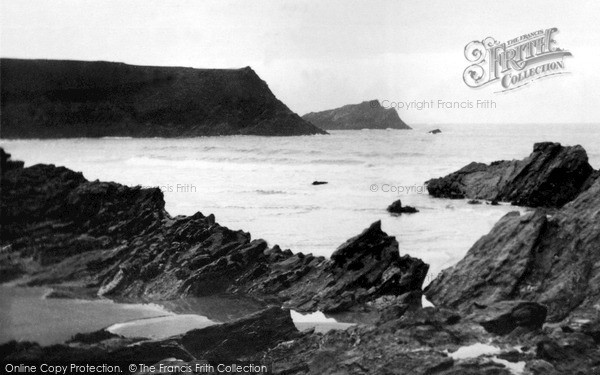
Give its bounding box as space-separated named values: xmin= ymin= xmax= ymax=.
xmin=0 ymin=59 xmax=327 ymax=138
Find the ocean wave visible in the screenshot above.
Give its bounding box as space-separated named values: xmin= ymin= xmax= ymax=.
xmin=255 ymin=189 xmax=287 ymax=195
xmin=125 ymin=156 xmax=180 ymax=166
xmin=221 ymin=204 xmax=320 ymax=211
xmin=309 ymin=158 xmax=363 ymax=165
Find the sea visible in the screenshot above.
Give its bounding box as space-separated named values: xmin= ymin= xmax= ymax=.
xmin=1 ymin=123 xmax=599 ymax=344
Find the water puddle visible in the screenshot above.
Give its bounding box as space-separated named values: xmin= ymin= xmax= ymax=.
xmin=0 ymin=286 xmax=170 ymax=345
xmin=447 ymin=342 xmax=501 ymax=359
xmin=107 ymin=314 xmax=216 ymax=339
xmin=447 ymin=343 xmax=526 ymax=375
xmin=1 ymin=286 xmax=354 ymax=345
xmin=291 ymin=310 xmax=355 ymax=333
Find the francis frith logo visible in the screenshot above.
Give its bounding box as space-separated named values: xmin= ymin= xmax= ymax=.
xmin=463 ymin=27 xmax=572 ymax=92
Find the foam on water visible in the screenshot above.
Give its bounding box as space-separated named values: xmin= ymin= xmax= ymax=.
xmin=2 ymin=124 xmax=599 ymax=280
xmin=1 ymin=124 xmax=599 ymax=346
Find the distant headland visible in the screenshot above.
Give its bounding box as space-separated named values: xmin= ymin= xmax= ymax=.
xmin=302 ymin=100 xmax=411 ymax=130
xmin=0 ymin=59 xmax=327 ymax=138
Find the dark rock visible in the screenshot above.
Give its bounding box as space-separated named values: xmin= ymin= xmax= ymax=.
xmin=264 ymin=328 xmax=458 ymax=374
xmin=2 ymin=307 xmax=297 ymax=364
xmin=426 ymin=177 xmax=600 ymax=322
xmin=0 ymin=338 xmax=194 ymax=364
xmin=536 ymin=339 xmax=570 ymax=362
xmin=179 ymin=306 xmax=299 ymax=360
xmin=525 ymin=359 xmax=557 ymax=375
xmin=387 ymin=199 xmax=419 ymax=214
xmin=0 ymin=59 xmax=327 ymax=138
xmin=262 ymin=330 xmax=460 ymax=375
xmin=1 ymin=151 xmax=428 ymax=314
xmin=0 ymin=148 xmax=24 ymax=173
xmin=497 ymin=350 xmax=522 ymax=362
xmin=467 ymin=199 xmax=482 ymax=204
xmin=425 ymin=211 xmax=547 ymax=312
xmin=378 ymin=291 xmax=423 ymax=322
xmin=383 ymin=307 xmax=466 ymax=332
xmin=469 ymin=301 xmax=547 ymax=335
xmin=67 ymin=329 xmax=122 ymax=344
xmin=261 ymin=306 xmax=525 ymax=375
xmin=581 ymin=319 xmax=600 ymax=343
xmin=251 ymin=220 xmax=429 ymax=313
xmin=426 ymin=142 xmax=597 ymax=207
xmin=109 ymin=340 xmax=195 ymax=364
xmin=533 ymin=332 xmax=600 ymax=374
xmin=429 ymin=129 xmax=442 ymax=134
xmin=312 ymin=181 xmax=328 ymax=185
xmin=5 ymin=147 xmax=600 ymax=374
xmin=302 ymin=100 xmax=411 ymax=130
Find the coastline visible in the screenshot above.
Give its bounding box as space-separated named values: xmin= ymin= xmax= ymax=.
xmin=2 ymin=142 xmax=600 ymax=374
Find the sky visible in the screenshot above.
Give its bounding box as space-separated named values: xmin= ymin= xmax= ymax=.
xmin=2 ymin=0 xmax=599 ymax=125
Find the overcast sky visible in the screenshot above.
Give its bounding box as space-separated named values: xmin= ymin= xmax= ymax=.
xmin=2 ymin=0 xmax=599 ymax=125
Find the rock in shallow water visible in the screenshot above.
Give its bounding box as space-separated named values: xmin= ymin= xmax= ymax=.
xmin=426 ymin=142 xmax=598 ymax=207
xmin=387 ymin=199 xmax=419 ymax=214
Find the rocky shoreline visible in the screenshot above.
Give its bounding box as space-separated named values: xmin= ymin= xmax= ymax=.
xmin=426 ymin=171 xmax=600 ymax=323
xmin=2 ymin=145 xmax=599 ymax=374
xmin=0 ymin=148 xmax=427 ymax=312
xmin=426 ymin=142 xmax=598 ymax=207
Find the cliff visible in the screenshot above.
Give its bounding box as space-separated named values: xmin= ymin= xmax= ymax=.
xmin=0 ymin=59 xmax=327 ymax=138
xmin=426 ymin=142 xmax=598 ymax=207
xmin=302 ymin=100 xmax=411 ymax=130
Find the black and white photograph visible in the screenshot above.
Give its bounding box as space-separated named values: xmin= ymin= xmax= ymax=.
xmin=1 ymin=1 xmax=599 ymax=374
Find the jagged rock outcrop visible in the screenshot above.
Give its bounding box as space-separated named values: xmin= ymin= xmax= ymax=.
xmin=0 ymin=58 xmax=327 ymax=138
xmin=426 ymin=176 xmax=600 ymax=323
xmin=258 ymin=221 xmax=429 ymax=313
xmin=302 ymin=100 xmax=411 ymax=130
xmin=0 ymin=149 xmax=427 ymax=313
xmin=426 ymin=142 xmax=597 ymax=207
